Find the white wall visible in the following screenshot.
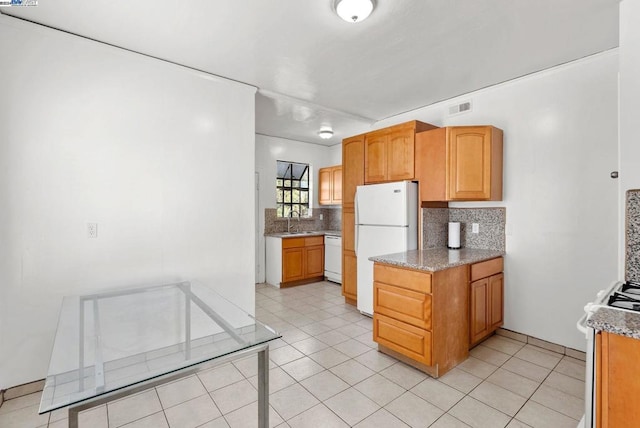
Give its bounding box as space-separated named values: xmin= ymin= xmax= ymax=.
xmin=254 ymin=135 xmax=335 ymax=282
xmin=620 ymin=1 xmax=640 ymax=275
xmin=376 ymin=51 xmax=619 ymax=351
xmin=328 ymin=143 xmax=343 ymax=165
xmin=0 ymin=16 xmax=256 ymax=389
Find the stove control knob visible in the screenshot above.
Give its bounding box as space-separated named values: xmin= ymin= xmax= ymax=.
xmin=584 ymin=303 xmax=596 ymax=314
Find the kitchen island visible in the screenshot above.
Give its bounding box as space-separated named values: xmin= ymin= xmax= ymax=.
xmin=369 ymin=248 xmax=505 ymax=377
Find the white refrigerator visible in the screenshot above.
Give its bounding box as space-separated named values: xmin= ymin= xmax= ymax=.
xmin=355 ymin=181 xmax=418 ymax=315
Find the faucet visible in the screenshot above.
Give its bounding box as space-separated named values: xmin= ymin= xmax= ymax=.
xmin=288 ymin=211 xmax=301 ymax=233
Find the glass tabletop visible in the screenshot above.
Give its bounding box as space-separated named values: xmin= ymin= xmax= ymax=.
xmin=39 ymin=281 xmax=280 ymax=414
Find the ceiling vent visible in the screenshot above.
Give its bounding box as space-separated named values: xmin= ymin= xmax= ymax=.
xmin=449 ymin=101 xmax=472 ymax=116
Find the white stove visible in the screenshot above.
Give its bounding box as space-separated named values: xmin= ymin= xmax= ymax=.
xmin=576 ymin=279 xmax=640 ymax=428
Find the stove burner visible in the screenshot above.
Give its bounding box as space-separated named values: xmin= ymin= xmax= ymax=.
xmin=608 ymin=288 xmax=640 ymax=312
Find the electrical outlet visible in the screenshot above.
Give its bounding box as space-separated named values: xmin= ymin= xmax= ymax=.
xmin=87 ymin=222 xmax=98 ymax=238
xmin=472 ymin=223 xmax=480 ymax=234
xmin=319 ymin=214 xmax=323 ymax=220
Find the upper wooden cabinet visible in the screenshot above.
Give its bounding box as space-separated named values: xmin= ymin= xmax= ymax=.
xmin=416 ymin=126 xmax=503 ymax=201
xmin=364 ymin=121 xmax=437 ymax=184
xmin=318 ymin=165 xmax=342 ymax=205
xmin=342 ymin=135 xmax=365 ymax=209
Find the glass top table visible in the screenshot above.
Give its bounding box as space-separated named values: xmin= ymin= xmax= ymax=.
xmin=39 ymin=281 xmax=280 ymax=428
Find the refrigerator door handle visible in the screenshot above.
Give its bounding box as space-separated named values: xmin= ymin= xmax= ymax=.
xmin=354 ymin=189 xmax=359 ymax=257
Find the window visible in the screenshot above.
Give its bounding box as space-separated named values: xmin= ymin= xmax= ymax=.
xmin=276 ymin=161 xmax=310 ymax=218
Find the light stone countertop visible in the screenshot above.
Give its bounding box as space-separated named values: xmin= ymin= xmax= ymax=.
xmin=265 ymin=230 xmax=342 ymax=238
xmin=587 ymin=307 xmax=640 ymax=340
xmin=369 ymin=248 xmax=505 ymax=272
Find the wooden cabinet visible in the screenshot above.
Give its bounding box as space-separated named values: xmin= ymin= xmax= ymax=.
xmin=318 ymin=165 xmax=342 ymax=205
xmin=279 ymin=236 xmax=324 ymax=287
xmin=415 ymin=125 xmax=503 ymax=201
xmin=341 ymin=135 xmax=364 ymax=304
xmin=596 ymin=331 xmax=640 ymax=427
xmin=342 ymin=251 xmax=358 ymax=303
xmin=469 ymin=257 xmax=504 ymax=346
xmin=342 ymin=135 xmax=364 ymax=210
xmin=373 ymin=263 xmax=469 ymax=378
xmin=364 ymin=121 xmax=437 ymax=184
xmin=305 ymin=245 xmax=325 ymax=277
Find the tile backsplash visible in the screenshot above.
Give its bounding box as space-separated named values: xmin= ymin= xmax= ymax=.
xmin=423 ymin=207 xmax=506 ymax=251
xmin=627 ymin=189 xmax=640 ymax=282
xmin=264 ymin=208 xmax=341 ymax=235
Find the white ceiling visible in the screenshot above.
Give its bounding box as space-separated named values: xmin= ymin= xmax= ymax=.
xmin=2 ymin=0 xmax=619 ymax=146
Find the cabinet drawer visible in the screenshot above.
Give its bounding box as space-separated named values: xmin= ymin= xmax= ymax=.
xmin=373 ymin=313 xmax=432 ymax=365
xmin=374 ymin=282 xmax=432 ymax=330
xmin=374 ymin=264 xmax=432 ymax=294
xmin=470 ymin=257 xmax=503 ymax=282
xmin=305 ymin=236 xmax=324 ymax=247
xmin=282 ymin=238 xmax=305 ymax=249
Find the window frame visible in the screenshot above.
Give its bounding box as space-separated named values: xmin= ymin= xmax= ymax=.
xmin=276 ymin=161 xmax=310 ymax=218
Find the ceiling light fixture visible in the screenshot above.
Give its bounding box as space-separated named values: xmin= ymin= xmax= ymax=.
xmin=318 ymin=129 xmax=334 ymax=139
xmin=335 ymin=0 xmax=374 ymax=23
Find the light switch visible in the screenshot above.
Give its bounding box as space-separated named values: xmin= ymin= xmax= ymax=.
xmin=472 ymin=223 xmax=480 ymax=234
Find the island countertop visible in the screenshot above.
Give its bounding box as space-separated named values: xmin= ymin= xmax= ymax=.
xmin=369 ymin=248 xmax=505 ymax=272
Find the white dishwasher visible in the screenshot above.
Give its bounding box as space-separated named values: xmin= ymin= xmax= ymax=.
xmin=324 ymin=235 xmax=342 ymax=284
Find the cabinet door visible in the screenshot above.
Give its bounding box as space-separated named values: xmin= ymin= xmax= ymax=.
xmin=331 ymin=166 xmax=342 ymax=204
xmin=387 ymin=129 xmax=415 ymax=181
xmin=282 ymin=248 xmax=304 ymax=283
xmin=448 ymin=126 xmax=493 ymax=200
xmin=415 ymin=128 xmax=447 ymax=202
xmin=305 ymin=245 xmax=324 ymax=278
xmin=343 ymin=209 xmax=355 ymax=253
xmin=318 ymin=167 xmax=332 ymax=205
xmin=597 ymin=332 xmax=640 ymax=427
xmin=343 ymin=136 xmax=364 ymax=209
xmin=364 ymin=132 xmax=388 ymax=183
xmin=489 ymin=273 xmax=504 ymax=331
xmin=470 ymin=278 xmax=489 ymax=345
xmin=342 ymin=251 xmax=357 ymax=301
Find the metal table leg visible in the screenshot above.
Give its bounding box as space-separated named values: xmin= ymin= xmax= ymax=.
xmin=258 ymin=346 xmax=270 ymax=428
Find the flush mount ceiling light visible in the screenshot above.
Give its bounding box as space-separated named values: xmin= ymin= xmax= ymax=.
xmin=335 ymin=0 xmax=374 ymax=23
xmin=318 ymin=129 xmax=334 ymax=139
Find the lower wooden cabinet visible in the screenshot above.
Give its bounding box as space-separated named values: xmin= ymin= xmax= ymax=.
xmin=469 ymin=258 xmax=504 ymax=346
xmin=267 ymin=236 xmax=324 ymax=287
xmin=282 ymin=248 xmax=305 ymax=283
xmin=372 ymin=257 xmax=505 ymax=377
xmin=342 ymin=251 xmax=357 ymax=303
xmin=342 ymin=207 xmax=357 ymax=304
xmin=305 ymin=245 xmax=325 ymax=277
xmin=373 ymin=263 xmax=468 ymax=378
xmin=596 ymin=331 xmax=640 ymax=427
xmin=373 ymin=313 xmax=432 ymax=365
xmin=374 ymin=282 xmax=432 ymax=330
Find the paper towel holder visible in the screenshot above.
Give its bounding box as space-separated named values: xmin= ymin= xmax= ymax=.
xmin=448 ymin=222 xmax=461 ymax=250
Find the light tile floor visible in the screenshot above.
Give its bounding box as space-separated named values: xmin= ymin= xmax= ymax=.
xmin=0 ymin=281 xmax=586 ymax=428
